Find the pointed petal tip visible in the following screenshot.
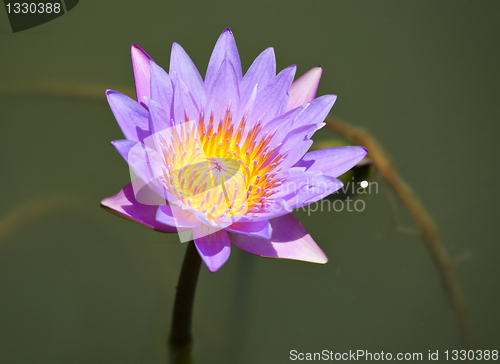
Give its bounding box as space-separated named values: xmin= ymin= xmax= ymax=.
xmin=194 ymin=227 xmax=231 ymax=273
xmin=258 ymin=47 xmax=275 ymax=60
xmin=294 ymin=66 xmax=323 ymax=86
xmin=285 ymin=65 xmax=323 ymax=111
xmin=131 ymin=43 xmax=152 ymax=103
xmin=350 ymin=145 xmax=369 ymax=159
xmin=105 ymin=89 xmax=117 ymax=96
xmin=207 ymin=265 xmax=220 ymax=273
xmin=101 ymin=183 xmax=177 ymax=233
xmin=229 ymin=214 xmax=329 ymax=265
xmin=295 ymin=145 xmax=369 ymax=178
xmin=313 ymin=253 xmax=328 ymax=265
xmin=198 ymin=248 xmax=230 ymax=272
xmin=131 ymin=43 xmax=151 ymax=58
xmin=304 ymin=66 xmax=323 ymax=80
xmin=294 ymin=243 xmax=328 ymax=265
xmin=170 ymin=42 xmax=181 ymax=52
xmin=327 ymin=94 xmax=337 ymax=109
xmin=206 ymin=27 xmax=242 ymax=88
xmin=323 ymin=94 xmax=337 ymax=105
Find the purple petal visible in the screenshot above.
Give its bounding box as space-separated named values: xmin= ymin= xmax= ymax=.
xmin=193 ymin=226 xmax=231 ymax=272
xmin=259 ymin=106 xmax=304 ymax=150
xmin=275 ymin=124 xmax=316 ymax=170
xmin=205 ymin=58 xmax=240 ymax=125
xmin=225 ymin=220 xmax=272 ymax=239
xmin=148 ymin=99 xmax=172 ymax=134
xmin=101 ymin=182 xmax=176 ymax=232
xmin=229 ymin=213 xmax=327 ymax=264
xmin=291 ymin=95 xmax=337 ymax=130
xmin=111 ymin=139 xmax=166 ymax=198
xmin=205 ymin=29 xmax=242 ymax=92
xmin=236 ymin=83 xmax=258 ymax=132
xmin=285 ymin=66 xmax=323 ymax=112
xmin=275 ymin=170 xmax=344 ymax=209
xmin=253 ymin=65 xmax=296 ymax=125
xmin=294 ymin=146 xmax=368 ymax=178
xmin=106 ymin=90 xmax=151 ymax=142
xmin=150 ymin=60 xmax=173 ymax=123
xmin=171 ymin=72 xmax=200 ymax=124
xmin=240 ymin=47 xmax=276 ymax=111
xmin=131 ymin=44 xmax=152 ymax=108
xmin=145 ymin=99 xmax=177 ymax=139
xmin=219 ymin=199 xmax=293 ymax=223
xmin=111 ymin=139 xmax=135 ymax=160
xmin=156 ymin=205 xmax=201 ymax=228
xmin=169 ymin=42 xmax=206 ymax=107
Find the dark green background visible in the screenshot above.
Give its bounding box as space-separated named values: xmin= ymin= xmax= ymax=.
xmin=0 ymin=1 xmax=499 ymax=363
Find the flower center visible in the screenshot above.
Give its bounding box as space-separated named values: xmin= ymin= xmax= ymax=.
xmin=157 ymin=110 xmax=283 ymax=220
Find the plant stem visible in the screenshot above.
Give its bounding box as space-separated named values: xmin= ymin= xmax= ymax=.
xmin=3 ymin=83 xmax=467 ymax=347
xmin=325 ymin=117 xmax=467 ymax=347
xmin=170 ymin=241 xmax=202 ymax=348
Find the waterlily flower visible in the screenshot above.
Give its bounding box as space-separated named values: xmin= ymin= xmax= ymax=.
xmin=102 ymin=29 xmax=367 ymax=272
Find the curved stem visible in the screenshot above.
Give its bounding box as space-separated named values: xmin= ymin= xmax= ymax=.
xmin=2 ymin=83 xmax=467 ymax=346
xmin=325 ymin=117 xmax=467 ymax=347
xmin=170 ymin=241 xmax=202 ymax=348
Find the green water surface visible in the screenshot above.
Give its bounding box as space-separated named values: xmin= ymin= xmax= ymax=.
xmin=0 ymin=1 xmax=499 ymax=363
